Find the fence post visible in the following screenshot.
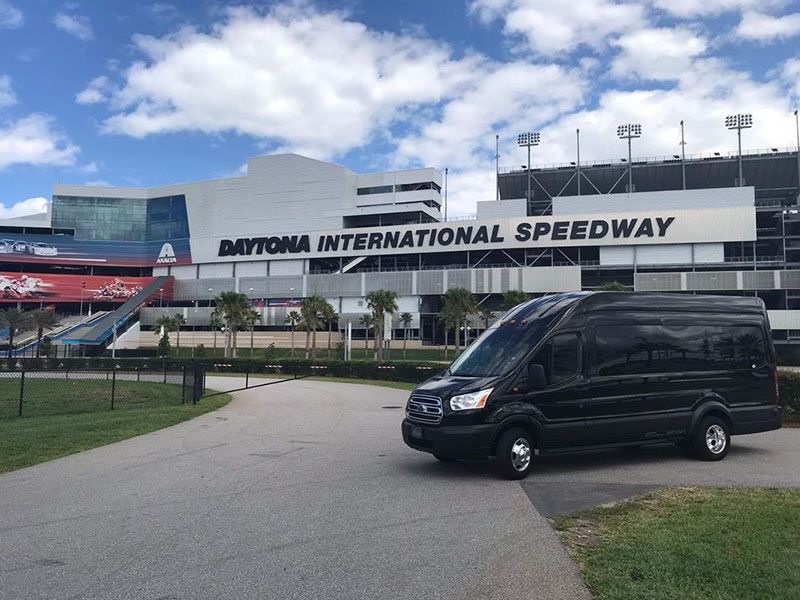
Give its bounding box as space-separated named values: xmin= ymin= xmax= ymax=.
xmin=163 ymin=360 xmax=167 ymax=384
xmin=137 ymin=367 xmax=140 ymax=382
xmin=245 ymin=369 xmax=249 ymax=389
xmin=111 ymin=369 xmax=116 ymax=410
xmin=181 ymin=365 xmax=187 ymax=405
xmin=18 ymin=370 xmax=24 ymax=417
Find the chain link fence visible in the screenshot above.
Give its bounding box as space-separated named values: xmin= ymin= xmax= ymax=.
xmin=0 ymin=364 xmax=203 ymax=419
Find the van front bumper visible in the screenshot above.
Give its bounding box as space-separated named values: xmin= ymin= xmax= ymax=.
xmin=401 ymin=418 xmax=495 ymax=459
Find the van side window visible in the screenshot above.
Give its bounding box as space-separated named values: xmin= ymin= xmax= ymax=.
xmin=532 ymin=333 xmax=580 ymax=385
xmin=593 ymin=325 xmax=661 ymax=376
xmin=707 ymin=325 xmax=766 ymax=369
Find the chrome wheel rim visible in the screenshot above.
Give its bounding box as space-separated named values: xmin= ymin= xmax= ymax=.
xmin=705 ymin=424 xmax=726 ymax=454
xmin=510 ymin=438 xmax=532 ymax=472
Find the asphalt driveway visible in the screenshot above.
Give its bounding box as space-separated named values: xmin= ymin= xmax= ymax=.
xmin=1 ymin=377 xmax=797 ymax=599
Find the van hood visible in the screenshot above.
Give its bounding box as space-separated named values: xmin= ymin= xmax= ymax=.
xmin=413 ymin=373 xmax=500 ymax=399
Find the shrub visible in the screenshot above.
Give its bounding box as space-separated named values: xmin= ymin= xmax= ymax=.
xmin=194 ymin=344 xmax=207 ymax=358
xmin=778 ymin=370 xmax=800 ymax=419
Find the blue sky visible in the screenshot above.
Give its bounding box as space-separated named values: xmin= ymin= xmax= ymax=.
xmin=1 ymin=0 xmax=799 ymax=217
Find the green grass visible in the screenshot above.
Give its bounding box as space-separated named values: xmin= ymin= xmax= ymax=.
xmin=0 ymin=378 xmax=186 ymax=419
xmin=0 ymin=393 xmax=231 ymax=474
xmin=554 ymin=487 xmax=800 ymax=600
xmin=207 ymin=371 xmax=416 ymax=392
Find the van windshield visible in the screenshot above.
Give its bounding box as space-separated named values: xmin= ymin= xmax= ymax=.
xmin=448 ymin=320 xmax=550 ymax=378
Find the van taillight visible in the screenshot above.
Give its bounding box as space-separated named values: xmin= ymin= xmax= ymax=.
xmin=773 ymin=371 xmax=780 ymax=405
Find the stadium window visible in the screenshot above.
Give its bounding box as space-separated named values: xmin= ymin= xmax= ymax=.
xmin=356 ymin=185 xmax=393 ymax=196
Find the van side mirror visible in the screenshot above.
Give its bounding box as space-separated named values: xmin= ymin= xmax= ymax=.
xmin=527 ymin=363 xmax=547 ymax=390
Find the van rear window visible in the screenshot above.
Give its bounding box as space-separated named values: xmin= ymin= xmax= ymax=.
xmin=592 ymin=324 xmax=766 ymax=376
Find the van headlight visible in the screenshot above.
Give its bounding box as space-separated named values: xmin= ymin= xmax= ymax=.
xmin=450 ymin=388 xmax=493 ymax=411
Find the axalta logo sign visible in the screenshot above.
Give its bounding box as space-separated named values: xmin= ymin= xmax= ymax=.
xmin=156 ymin=242 xmax=177 ymax=264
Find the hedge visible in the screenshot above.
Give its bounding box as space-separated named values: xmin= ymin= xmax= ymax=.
xmin=778 ymin=370 xmax=800 ymax=419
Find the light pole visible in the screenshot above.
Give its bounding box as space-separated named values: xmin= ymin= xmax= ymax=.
xmin=159 ymin=287 xmax=164 ymax=307
xmin=576 ymin=128 xmax=581 ymax=196
xmin=680 ymin=120 xmax=687 ymax=190
xmin=207 ymin=287 xmax=213 ymax=308
xmin=79 ymin=281 xmax=85 ymax=317
xmin=517 ymin=131 xmax=541 ymax=206
xmin=616 ymin=123 xmax=642 ymax=193
xmin=794 ymin=110 xmax=799 ymax=202
xmin=725 ymin=113 xmax=753 ymax=187
xmin=443 ymin=167 xmax=448 ymax=222
xmin=495 ymin=134 xmax=500 ymax=201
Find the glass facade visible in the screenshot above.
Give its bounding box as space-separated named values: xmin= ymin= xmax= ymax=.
xmin=52 ymin=195 xmax=189 ymax=242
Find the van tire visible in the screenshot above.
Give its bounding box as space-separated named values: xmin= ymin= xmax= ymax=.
xmin=691 ymin=416 xmax=730 ymax=461
xmin=494 ymin=427 xmax=534 ymax=480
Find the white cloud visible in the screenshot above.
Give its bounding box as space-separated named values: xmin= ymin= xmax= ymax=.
xmin=0 ymin=74 xmax=15 ymax=107
xmin=0 ymin=114 xmax=80 ymax=169
xmin=98 ymin=5 xmax=481 ymax=158
xmin=651 ymin=0 xmax=787 ymax=18
xmin=735 ymin=10 xmax=800 ymax=41
xmin=783 ymin=58 xmax=800 ymax=102
xmin=53 ymin=12 xmax=94 ymax=41
xmin=78 ymin=161 xmax=99 ymax=174
xmin=0 ymin=0 xmax=22 ymax=29
xmin=612 ymin=27 xmax=707 ymax=80
xmin=469 ymin=0 xmax=646 ymax=55
xmin=0 ymin=197 xmax=49 ymax=218
xmin=76 ymin=75 xmax=110 ymax=104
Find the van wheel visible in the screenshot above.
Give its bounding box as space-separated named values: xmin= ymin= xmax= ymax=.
xmin=691 ymin=417 xmax=730 ymax=461
xmin=494 ymin=428 xmax=534 ymax=480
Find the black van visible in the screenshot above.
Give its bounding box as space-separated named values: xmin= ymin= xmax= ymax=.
xmin=402 ymin=292 xmax=783 ymax=479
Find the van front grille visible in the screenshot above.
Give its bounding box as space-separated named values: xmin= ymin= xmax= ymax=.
xmin=406 ymin=394 xmax=443 ymax=425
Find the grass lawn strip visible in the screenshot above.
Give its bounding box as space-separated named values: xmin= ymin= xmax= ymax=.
xmin=0 ymin=393 xmax=231 ymax=474
xmin=208 ymin=371 xmax=416 ymax=392
xmin=554 ymin=487 xmax=800 ymax=600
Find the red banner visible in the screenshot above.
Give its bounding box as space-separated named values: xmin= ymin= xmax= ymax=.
xmin=0 ymin=272 xmax=171 ymax=303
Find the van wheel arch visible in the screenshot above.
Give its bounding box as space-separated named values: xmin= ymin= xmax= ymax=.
xmin=690 ymin=400 xmax=732 ymax=436
xmin=490 ymin=417 xmax=542 ymax=457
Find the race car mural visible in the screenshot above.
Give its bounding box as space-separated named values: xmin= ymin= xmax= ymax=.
xmin=0 ymin=272 xmax=171 ymax=303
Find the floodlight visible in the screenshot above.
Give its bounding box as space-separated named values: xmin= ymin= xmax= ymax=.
xmin=725 ymin=113 xmax=753 ymax=130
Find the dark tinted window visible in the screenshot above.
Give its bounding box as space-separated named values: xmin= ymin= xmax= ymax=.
xmin=661 ymin=325 xmax=709 ymax=372
xmin=531 ymin=333 xmax=580 ymax=385
xmin=593 ymin=325 xmax=662 ymax=376
xmin=707 ymin=325 xmax=766 ymax=369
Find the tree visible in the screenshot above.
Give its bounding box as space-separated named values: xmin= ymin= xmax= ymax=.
xmin=599 ymin=281 xmax=630 ymax=291
xmin=245 ymin=308 xmax=261 ymax=358
xmin=213 ymin=291 xmax=252 ymax=358
xmin=359 ymin=314 xmax=374 ymax=352
xmin=286 ymin=310 xmax=301 ymax=357
xmin=399 ymin=312 xmax=413 ymax=359
xmin=0 ymin=308 xmax=32 ymax=358
xmin=40 ymin=335 xmax=53 ymax=358
xmin=502 ymin=290 xmax=529 ymax=311
xmin=366 ymin=289 xmax=398 ymax=361
xmin=300 ymin=295 xmax=332 ymax=359
xmin=441 ymin=288 xmax=475 ymax=356
xmin=210 ymin=310 xmax=224 ymax=357
xmin=29 ymin=310 xmax=59 ymax=358
xmin=479 ymin=307 xmax=494 ymax=330
xmin=154 ymin=315 xmax=176 ymax=356
xmin=172 ymin=313 xmax=186 ymax=352
xmin=323 ymin=305 xmax=338 ymax=358
xmin=157 ymin=332 xmax=171 ymax=357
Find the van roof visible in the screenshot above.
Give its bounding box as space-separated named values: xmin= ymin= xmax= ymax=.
xmin=508 ymin=291 xmax=765 ymax=322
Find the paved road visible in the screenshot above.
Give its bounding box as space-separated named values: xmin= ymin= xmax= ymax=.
xmin=1 ymin=378 xmax=797 ymax=600
xmin=0 ymin=378 xmax=590 ymax=600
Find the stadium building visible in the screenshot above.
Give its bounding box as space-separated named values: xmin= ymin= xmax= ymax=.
xmin=2 ymin=146 xmax=800 ymax=357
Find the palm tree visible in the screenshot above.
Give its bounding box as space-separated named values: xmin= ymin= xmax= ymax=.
xmin=479 ymin=307 xmax=494 ymax=330
xmin=29 ymin=310 xmax=60 ymax=358
xmin=359 ymin=314 xmax=373 ymax=353
xmin=441 ymin=287 xmax=475 ymax=356
xmin=0 ymin=308 xmax=32 ymax=358
xmin=366 ymin=289 xmax=398 ymax=361
xmin=213 ymin=291 xmax=252 ymax=358
xmin=323 ymin=305 xmax=338 ymax=358
xmin=399 ymin=312 xmax=413 ymax=359
xmin=502 ymin=289 xmax=529 ymax=311
xmin=246 ymin=308 xmax=261 ymax=358
xmin=210 ymin=310 xmax=223 ymax=357
xmin=172 ymin=313 xmax=186 ymax=353
xmin=286 ymin=310 xmax=301 ymax=357
xmin=300 ymin=295 xmax=331 ymax=359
